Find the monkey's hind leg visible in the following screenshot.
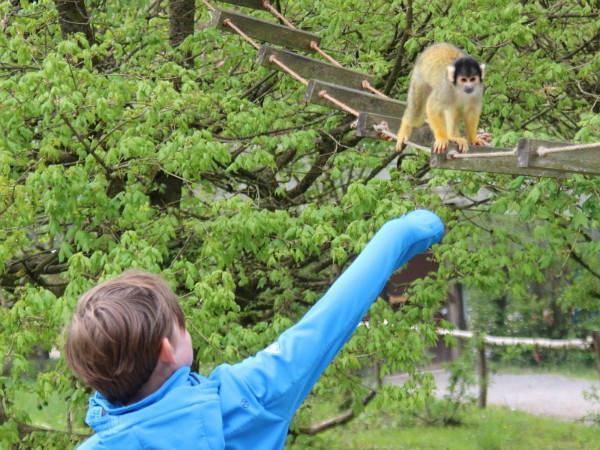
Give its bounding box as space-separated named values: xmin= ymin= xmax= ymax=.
xmin=465 ymin=106 xmax=484 ymax=147
xmin=396 ymin=81 xmax=429 ymax=153
xmin=425 ymin=104 xmax=450 ymax=154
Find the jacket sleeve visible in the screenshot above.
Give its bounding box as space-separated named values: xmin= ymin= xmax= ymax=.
xmin=221 ymin=209 xmax=444 ymax=419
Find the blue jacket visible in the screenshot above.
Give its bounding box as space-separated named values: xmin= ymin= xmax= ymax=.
xmin=80 ymin=210 xmax=444 ymax=449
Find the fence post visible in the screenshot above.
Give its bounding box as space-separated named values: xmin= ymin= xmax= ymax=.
xmin=477 ymin=334 xmax=488 ymax=409
xmin=593 ymin=331 xmax=600 ymax=379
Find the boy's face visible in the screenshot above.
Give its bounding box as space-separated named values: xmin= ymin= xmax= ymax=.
xmin=172 ymin=325 xmax=194 ymax=369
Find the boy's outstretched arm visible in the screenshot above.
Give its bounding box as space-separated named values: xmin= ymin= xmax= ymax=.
xmin=214 ymin=210 xmax=444 ymax=423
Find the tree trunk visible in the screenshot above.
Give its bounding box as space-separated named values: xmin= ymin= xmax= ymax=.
xmin=169 ymin=0 xmax=195 ymax=67
xmin=593 ymin=331 xmax=600 ymax=380
xmin=149 ymin=0 xmax=195 ymax=209
xmin=54 ymin=0 xmax=95 ymax=45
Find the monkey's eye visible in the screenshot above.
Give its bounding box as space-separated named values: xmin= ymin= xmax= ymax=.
xmin=469 ymin=77 xmax=477 ymax=82
xmin=460 ymin=77 xmax=468 ymax=82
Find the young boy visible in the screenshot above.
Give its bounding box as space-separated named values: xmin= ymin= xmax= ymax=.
xmin=65 ymin=209 xmax=444 ymax=449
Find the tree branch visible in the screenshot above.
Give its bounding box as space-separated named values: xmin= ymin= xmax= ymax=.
xmin=286 ymin=121 xmax=355 ymax=201
xmin=384 ymin=0 xmax=414 ymax=95
xmin=301 ymin=390 xmax=377 ymax=435
xmin=570 ymin=249 xmax=600 ymax=282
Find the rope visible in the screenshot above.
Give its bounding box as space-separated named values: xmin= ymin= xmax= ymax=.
xmin=537 ymin=142 xmax=599 ymax=157
xmin=262 ymin=1 xmax=295 ymax=29
xmin=223 ymin=19 xmax=260 ymax=50
xmin=447 ymin=148 xmax=518 ymax=159
xmin=309 ymin=41 xmax=343 ymax=67
xmin=319 ymin=90 xmax=359 ymax=116
xmin=405 ymin=140 xmax=432 ymax=154
xmin=372 ymin=123 xmax=396 ymax=140
xmin=361 ymin=80 xmax=387 ymax=98
xmin=269 ymin=55 xmax=308 ymax=86
xmin=201 ymin=0 xmax=215 ymax=12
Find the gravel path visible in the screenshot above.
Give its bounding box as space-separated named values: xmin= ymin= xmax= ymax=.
xmin=388 ymin=369 xmax=600 ymax=422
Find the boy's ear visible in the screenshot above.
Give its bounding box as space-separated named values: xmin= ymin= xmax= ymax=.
xmin=158 ymin=337 xmax=176 ymax=365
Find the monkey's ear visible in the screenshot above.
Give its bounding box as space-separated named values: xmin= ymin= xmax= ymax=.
xmin=480 ymin=64 xmax=486 ymax=80
xmin=447 ymin=65 xmax=455 ymax=83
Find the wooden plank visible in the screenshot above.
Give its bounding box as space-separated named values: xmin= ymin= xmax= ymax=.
xmin=306 ymin=80 xmax=405 ymax=116
xmin=517 ymin=138 xmax=600 ymax=176
xmin=431 ymin=141 xmax=568 ymax=177
xmin=210 ymin=9 xmax=320 ymax=52
xmin=216 ymin=0 xmax=267 ymax=10
xmin=256 ymin=46 xmax=374 ymax=90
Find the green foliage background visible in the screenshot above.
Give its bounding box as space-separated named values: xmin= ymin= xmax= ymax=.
xmin=0 ymin=0 xmax=598 ymax=447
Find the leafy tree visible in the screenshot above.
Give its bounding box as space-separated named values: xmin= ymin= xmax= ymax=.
xmin=0 ymin=0 xmax=598 ymax=447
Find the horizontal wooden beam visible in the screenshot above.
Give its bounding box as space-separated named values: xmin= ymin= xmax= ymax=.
xmin=306 ymin=80 xmax=405 ymax=116
xmin=256 ymin=46 xmax=374 ymax=90
xmin=517 ymin=138 xmax=600 ymax=176
xmin=431 ymin=142 xmax=567 ymax=178
xmin=210 ymin=9 xmax=320 ymax=52
xmin=215 ymin=0 xmax=267 ymax=10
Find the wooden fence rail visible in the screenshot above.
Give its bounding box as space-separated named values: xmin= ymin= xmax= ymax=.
xmin=438 ymin=329 xmax=600 ymax=408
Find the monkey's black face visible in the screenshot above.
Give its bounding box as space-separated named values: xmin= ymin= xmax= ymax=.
xmin=452 ymin=56 xmax=483 ymax=85
xmin=452 ymin=56 xmax=484 ymax=95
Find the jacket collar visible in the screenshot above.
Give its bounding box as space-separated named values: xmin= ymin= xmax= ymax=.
xmin=86 ymin=366 xmax=197 ymax=432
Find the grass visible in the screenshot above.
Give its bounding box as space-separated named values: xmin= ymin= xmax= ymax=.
xmin=290 ymin=404 xmax=600 ymax=449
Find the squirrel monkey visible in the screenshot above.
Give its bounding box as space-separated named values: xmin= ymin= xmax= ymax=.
xmin=396 ymin=43 xmax=486 ymax=154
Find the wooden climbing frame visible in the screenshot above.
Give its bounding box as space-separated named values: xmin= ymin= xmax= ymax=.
xmin=204 ymin=0 xmax=600 ymax=178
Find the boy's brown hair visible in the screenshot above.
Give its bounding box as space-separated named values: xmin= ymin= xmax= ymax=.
xmin=65 ymin=270 xmax=185 ymax=405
